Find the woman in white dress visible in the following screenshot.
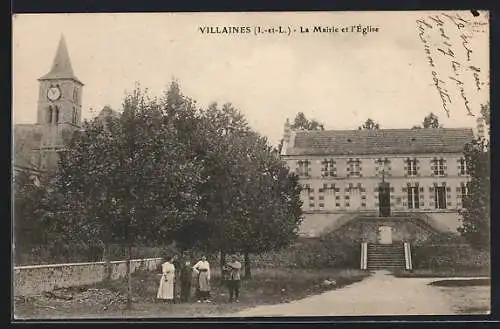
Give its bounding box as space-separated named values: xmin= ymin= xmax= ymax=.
xmin=157 ymin=256 xmax=176 ymax=303
xmin=193 ymin=255 xmax=211 ymax=302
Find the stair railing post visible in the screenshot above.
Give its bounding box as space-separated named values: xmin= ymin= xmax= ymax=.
xmin=360 ymin=242 xmax=368 ymax=270
xmin=407 ymin=242 xmax=412 ymax=271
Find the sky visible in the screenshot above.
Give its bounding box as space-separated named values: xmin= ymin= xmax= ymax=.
xmin=12 ymin=11 xmax=489 ymax=145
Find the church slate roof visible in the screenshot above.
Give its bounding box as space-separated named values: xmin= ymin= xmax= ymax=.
xmin=38 ymin=35 xmax=83 ymax=85
xmin=13 ymin=124 xmax=43 ymax=171
xmin=285 ymin=128 xmax=474 ymax=156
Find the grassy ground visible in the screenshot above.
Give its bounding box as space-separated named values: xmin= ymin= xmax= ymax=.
xmin=391 ymin=271 xmax=491 ymax=315
xmin=392 ymin=267 xmax=490 ymax=278
xmin=437 ymin=284 xmax=491 ymax=315
xmin=14 ymin=268 xmax=369 ymax=319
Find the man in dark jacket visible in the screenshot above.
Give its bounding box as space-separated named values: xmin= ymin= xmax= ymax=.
xmin=225 ymin=255 xmax=242 ymax=303
xmin=179 ymin=260 xmax=193 ymax=302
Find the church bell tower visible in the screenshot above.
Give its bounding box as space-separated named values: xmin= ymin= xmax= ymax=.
xmin=36 ymin=35 xmax=84 ymax=171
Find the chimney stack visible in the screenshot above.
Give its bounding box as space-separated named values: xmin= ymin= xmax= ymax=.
xmin=281 ymin=118 xmax=292 ymax=156
xmin=283 ymin=118 xmax=291 ymax=143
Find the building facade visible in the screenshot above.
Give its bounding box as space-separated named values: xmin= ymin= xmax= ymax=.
xmin=13 ymin=35 xmax=84 ymax=176
xmin=280 ymin=120 xmax=476 ymax=243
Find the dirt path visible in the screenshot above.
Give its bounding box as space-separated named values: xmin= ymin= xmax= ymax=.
xmin=231 ymin=271 xmax=462 ymax=317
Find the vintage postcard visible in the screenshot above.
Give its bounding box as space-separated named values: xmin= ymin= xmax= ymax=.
xmin=12 ymin=11 xmax=490 ymax=319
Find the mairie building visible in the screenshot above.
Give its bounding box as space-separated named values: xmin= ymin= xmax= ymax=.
xmin=280 ymin=119 xmax=482 ymax=270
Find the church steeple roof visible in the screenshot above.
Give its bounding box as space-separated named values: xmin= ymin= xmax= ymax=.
xmin=39 ymin=35 xmax=83 ymax=85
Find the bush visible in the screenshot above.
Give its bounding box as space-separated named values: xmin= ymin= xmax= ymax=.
xmin=411 ymin=233 xmax=490 ymax=270
xmin=245 ymin=234 xmax=360 ymax=269
xmin=292 ymin=234 xmax=360 ymax=269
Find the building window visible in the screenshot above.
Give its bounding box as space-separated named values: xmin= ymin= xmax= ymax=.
xmin=375 ymin=158 xmax=391 ymax=177
xmin=73 ymin=88 xmax=78 ymax=102
xmin=459 ymin=157 xmax=468 ymax=175
xmin=321 ymin=159 xmax=336 ymax=177
xmin=323 ymin=183 xmax=335 ymax=194
xmin=431 ymin=158 xmax=446 ymax=176
xmin=462 ymin=184 xmax=468 ymax=199
xmin=460 ymin=183 xmax=469 ymax=200
xmin=297 ymin=160 xmax=310 ymax=177
xmin=434 ymin=186 xmax=447 ymax=209
xmin=347 ymin=158 xmax=361 ymax=177
xmin=406 ymin=158 xmax=418 ymax=176
xmin=407 ymin=184 xmax=420 ymax=209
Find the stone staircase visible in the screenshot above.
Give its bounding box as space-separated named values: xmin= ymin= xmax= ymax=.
xmin=367 ymin=243 xmax=406 ymax=270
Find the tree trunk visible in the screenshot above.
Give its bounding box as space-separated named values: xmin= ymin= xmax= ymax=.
xmin=103 ymin=243 xmax=112 ymax=282
xmin=244 ymin=251 xmax=251 ymax=279
xmin=126 ymin=243 xmax=133 ymax=309
xmin=220 ymin=250 xmax=226 ymax=273
xmin=220 ymin=250 xmax=226 ymax=286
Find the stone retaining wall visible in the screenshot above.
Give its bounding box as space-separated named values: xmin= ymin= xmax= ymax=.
xmin=13 ymin=257 xmax=162 ymax=297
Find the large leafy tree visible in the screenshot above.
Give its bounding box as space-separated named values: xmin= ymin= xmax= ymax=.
xmin=171 ymin=97 xmax=303 ymax=275
xmin=45 ymin=87 xmax=204 ymax=306
xmin=290 ymin=112 xmax=325 ymax=131
xmin=458 ymin=104 xmax=490 ymax=251
xmin=358 ymin=118 xmax=380 ymax=130
xmin=413 ymin=112 xmax=441 ymax=129
xmin=232 ymin=134 xmax=303 ymax=277
xmin=13 ymin=171 xmax=50 ymax=264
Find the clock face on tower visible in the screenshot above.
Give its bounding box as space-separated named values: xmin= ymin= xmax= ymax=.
xmin=47 ymin=85 xmax=62 ymax=101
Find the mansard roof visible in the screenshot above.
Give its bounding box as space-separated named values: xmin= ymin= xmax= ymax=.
xmin=284 ymin=128 xmax=474 ymax=156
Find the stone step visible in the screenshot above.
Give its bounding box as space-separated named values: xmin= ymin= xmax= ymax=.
xmin=368 ymin=262 xmax=405 ymax=266
xmin=368 ymin=251 xmax=403 ymax=254
xmin=368 ymin=256 xmax=405 ymax=260
xmin=368 ymin=246 xmax=404 ymax=250
xmin=368 ymin=259 xmax=405 ymax=263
